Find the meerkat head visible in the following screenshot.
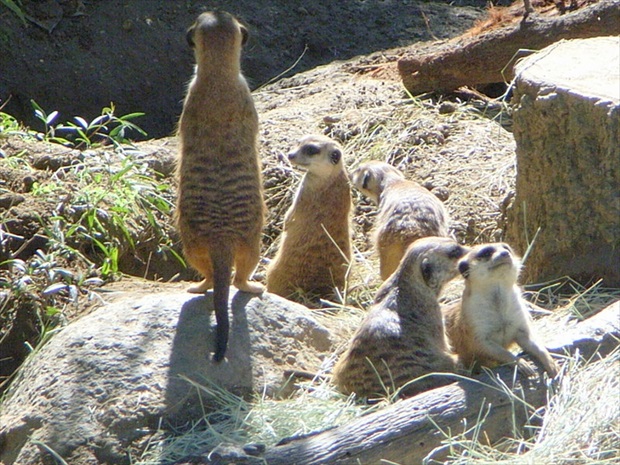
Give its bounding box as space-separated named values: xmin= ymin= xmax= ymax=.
xmin=458 ymin=243 xmax=521 ymax=286
xmin=287 ymin=135 xmax=344 ymax=178
xmin=350 ymin=161 xmax=405 ymax=204
xmin=398 ymin=237 xmax=469 ymax=296
xmin=186 ymin=11 xmax=248 ymax=62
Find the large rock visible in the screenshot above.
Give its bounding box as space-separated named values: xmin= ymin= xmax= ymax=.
xmin=506 ymin=37 xmax=620 ymax=286
xmin=0 ymin=289 xmax=334 ymax=465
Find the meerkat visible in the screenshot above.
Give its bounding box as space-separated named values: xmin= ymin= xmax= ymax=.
xmin=443 ymin=243 xmax=559 ymax=377
xmin=266 ymin=135 xmax=352 ymax=302
xmin=350 ymin=161 xmax=449 ymax=281
xmin=176 ymin=11 xmax=265 ymax=362
xmin=332 ymin=237 xmax=468 ymax=399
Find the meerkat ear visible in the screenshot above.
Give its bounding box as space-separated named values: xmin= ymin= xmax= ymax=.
xmin=240 ymin=25 xmax=249 ymax=46
xmin=458 ymin=260 xmax=470 ymax=278
xmin=330 ymin=148 xmax=342 ymax=165
xmin=186 ymin=26 xmax=195 ymax=48
xmin=362 ymin=171 xmax=370 ymax=189
xmin=421 ymin=257 xmax=435 ymax=288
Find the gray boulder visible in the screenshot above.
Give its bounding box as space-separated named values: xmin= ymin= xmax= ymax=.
xmin=0 ymin=289 xmax=334 ymax=465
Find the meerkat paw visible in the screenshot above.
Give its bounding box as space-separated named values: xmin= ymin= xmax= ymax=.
xmin=187 ymin=279 xmax=213 ymax=294
xmin=516 ymin=358 xmax=536 ymax=377
xmin=545 ymin=359 xmax=560 ymax=378
xmin=235 ymin=280 xmax=264 ymax=294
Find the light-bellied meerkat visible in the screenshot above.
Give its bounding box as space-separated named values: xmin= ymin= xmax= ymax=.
xmin=176 ymin=11 xmax=265 ymax=362
xmin=266 ymin=135 xmax=352 ymax=302
xmin=332 ymin=237 xmax=468 ymax=399
xmin=350 ymin=160 xmax=449 ymax=281
xmin=443 ymin=243 xmax=559 ymax=377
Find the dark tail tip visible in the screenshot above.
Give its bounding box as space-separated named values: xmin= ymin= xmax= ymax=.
xmin=212 ymin=309 xmax=229 ymax=363
xmin=212 ymin=348 xmax=225 ymax=363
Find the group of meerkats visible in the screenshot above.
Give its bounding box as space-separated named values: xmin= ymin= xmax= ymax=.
xmin=175 ymin=11 xmax=559 ymax=399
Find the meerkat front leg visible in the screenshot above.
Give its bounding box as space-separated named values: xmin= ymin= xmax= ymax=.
xmin=478 ymin=339 xmax=536 ymax=377
xmin=515 ymin=330 xmax=559 ymax=377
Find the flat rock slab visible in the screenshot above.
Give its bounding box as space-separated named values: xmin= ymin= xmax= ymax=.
xmin=514 ymin=36 xmax=619 ymax=102
xmin=0 ymin=289 xmax=333 ymax=465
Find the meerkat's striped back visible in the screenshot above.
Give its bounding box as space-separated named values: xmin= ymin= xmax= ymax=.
xmin=176 ymin=10 xmax=265 ymax=363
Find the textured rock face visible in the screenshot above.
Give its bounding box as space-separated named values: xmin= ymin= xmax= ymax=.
xmin=507 ymin=37 xmax=620 ymax=286
xmin=0 ymin=290 xmax=333 ymax=465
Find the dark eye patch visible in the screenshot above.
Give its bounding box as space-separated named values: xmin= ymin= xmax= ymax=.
xmin=447 ymin=244 xmax=467 ymax=259
xmin=458 ymin=260 xmax=470 ymax=278
xmin=476 ymin=246 xmax=495 ymax=260
xmin=303 ymin=144 xmax=320 ymax=156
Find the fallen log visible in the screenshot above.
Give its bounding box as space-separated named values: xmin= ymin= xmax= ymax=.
xmin=398 ymin=0 xmax=620 ymax=95
xmin=181 ymin=301 xmax=620 ymax=465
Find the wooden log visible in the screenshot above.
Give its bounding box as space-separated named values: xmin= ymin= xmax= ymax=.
xmin=398 ymin=1 xmax=620 ymax=95
xmin=180 ymin=301 xmax=620 ymax=465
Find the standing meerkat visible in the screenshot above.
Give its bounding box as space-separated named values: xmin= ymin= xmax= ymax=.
xmin=350 ymin=161 xmax=449 ymax=281
xmin=176 ymin=11 xmax=265 ymax=362
xmin=443 ymin=243 xmax=559 ymax=377
xmin=266 ymin=135 xmax=352 ymax=302
xmin=332 ymin=237 xmax=468 ymax=399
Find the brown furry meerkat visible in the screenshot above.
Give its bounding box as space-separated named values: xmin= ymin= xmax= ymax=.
xmin=443 ymin=243 xmax=559 ymax=377
xmin=332 ymin=237 xmax=468 ymax=399
xmin=176 ymin=11 xmax=265 ymax=362
xmin=350 ymin=160 xmax=449 ymax=281
xmin=266 ymin=135 xmax=352 ymax=301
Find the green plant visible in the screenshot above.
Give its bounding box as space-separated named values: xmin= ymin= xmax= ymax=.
xmin=31 ymin=100 xmax=147 ymax=149
xmin=27 ymin=153 xmax=181 ymax=280
xmin=0 ymin=0 xmax=26 ymax=25
xmin=0 ymin=111 xmax=22 ymax=135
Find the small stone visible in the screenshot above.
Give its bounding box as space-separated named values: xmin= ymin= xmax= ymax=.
xmin=431 ymin=186 xmax=450 ymax=202
xmin=0 ymin=193 xmax=25 ymax=209
xmin=438 ymin=102 xmax=457 ymax=114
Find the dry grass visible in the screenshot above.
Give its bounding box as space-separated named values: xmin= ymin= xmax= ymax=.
xmin=436 ymin=344 xmax=620 ymax=465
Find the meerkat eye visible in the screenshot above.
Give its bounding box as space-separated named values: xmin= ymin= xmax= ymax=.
xmin=330 ymin=149 xmax=341 ymax=165
xmin=303 ymin=145 xmax=321 ymax=156
xmin=476 ymin=246 xmax=495 ymax=260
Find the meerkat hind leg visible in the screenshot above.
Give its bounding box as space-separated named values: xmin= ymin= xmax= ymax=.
xmin=185 ymin=247 xmax=214 ymax=294
xmin=379 ymin=242 xmax=407 ymax=281
xmin=515 ymin=331 xmax=559 ymax=377
xmin=233 ymin=242 xmax=264 ymax=294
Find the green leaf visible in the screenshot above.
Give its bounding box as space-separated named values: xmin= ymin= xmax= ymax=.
xmin=1 ymin=0 xmax=27 ymax=24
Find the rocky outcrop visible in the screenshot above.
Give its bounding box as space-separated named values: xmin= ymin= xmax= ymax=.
xmin=0 ymin=289 xmax=334 ymax=465
xmin=507 ymin=36 xmax=620 ymax=286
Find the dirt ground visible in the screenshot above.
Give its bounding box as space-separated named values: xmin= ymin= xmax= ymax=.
xmin=0 ymin=0 xmax=489 ymax=138
xmin=0 ymin=0 xmax=519 ymax=402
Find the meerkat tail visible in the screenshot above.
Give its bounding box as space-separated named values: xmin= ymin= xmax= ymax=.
xmin=210 ymin=242 xmax=234 ymax=363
